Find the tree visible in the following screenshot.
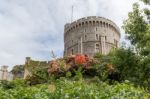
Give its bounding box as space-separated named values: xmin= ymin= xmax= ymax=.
xmin=11 ymin=65 xmax=24 ymax=79
xmin=140 ymin=0 xmax=150 ymax=5
xmin=123 ymin=3 xmax=150 ymax=56
xmin=123 ymin=0 xmax=150 ymax=90
xmin=109 ymin=47 xmax=141 ymax=82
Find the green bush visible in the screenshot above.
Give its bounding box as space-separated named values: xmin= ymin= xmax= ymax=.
xmin=0 ymin=79 xmax=27 ymax=90
xmin=26 ymin=67 xmax=50 ymax=85
xmin=0 ymin=80 xmax=16 ymax=89
xmin=0 ymin=79 xmax=149 ymax=99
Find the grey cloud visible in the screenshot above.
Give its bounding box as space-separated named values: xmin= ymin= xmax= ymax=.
xmin=0 ymin=0 xmax=139 ymax=70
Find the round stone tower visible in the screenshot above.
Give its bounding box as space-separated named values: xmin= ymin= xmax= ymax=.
xmin=64 ymin=16 xmax=120 ymax=57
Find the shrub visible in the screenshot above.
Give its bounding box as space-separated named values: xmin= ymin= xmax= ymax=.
xmin=0 ymin=79 xmax=149 ymax=98
xmin=0 ymin=79 xmax=27 ymax=89
xmin=74 ymin=54 xmax=86 ymax=65
xmin=26 ymin=67 xmax=49 ymax=85
xmin=0 ymin=80 xmax=16 ymax=89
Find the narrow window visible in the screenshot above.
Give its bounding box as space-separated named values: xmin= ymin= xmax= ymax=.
xmin=96 ymin=21 xmax=99 ymax=25
xmin=85 ymin=35 xmax=87 ymax=41
xmin=71 ymin=49 xmax=74 ymax=55
xmin=95 ymin=44 xmax=100 ymax=52
xmin=96 ymin=34 xmax=99 ymax=40
xmin=89 ymin=21 xmax=92 ymax=24
xmin=106 ymin=23 xmax=108 ymax=28
xmin=85 ymin=21 xmax=88 ymax=25
xmin=105 ymin=36 xmax=107 ymax=41
xmin=82 ymin=22 xmax=84 ymax=25
xmin=96 ymin=27 xmax=98 ymax=31
xmin=93 ymin=21 xmax=95 ymax=25
xmin=103 ymin=22 xmax=105 ymax=27
xmin=114 ymin=39 xmax=118 ymax=47
xmin=76 ymin=25 xmax=78 ymax=28
xmin=79 ymin=23 xmax=81 ymax=27
xmin=100 ymin=21 xmax=102 ymax=26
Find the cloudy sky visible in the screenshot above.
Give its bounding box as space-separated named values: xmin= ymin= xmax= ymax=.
xmin=0 ymin=0 xmax=141 ymax=69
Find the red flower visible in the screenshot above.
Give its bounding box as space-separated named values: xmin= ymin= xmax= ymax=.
xmin=75 ymin=54 xmax=86 ymax=65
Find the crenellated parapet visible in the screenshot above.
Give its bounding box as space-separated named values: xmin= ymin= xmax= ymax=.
xmin=0 ymin=66 xmax=13 ymax=81
xmin=64 ymin=16 xmax=120 ymax=38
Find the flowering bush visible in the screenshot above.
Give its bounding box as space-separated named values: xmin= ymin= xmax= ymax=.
xmin=47 ymin=54 xmax=94 ymax=76
xmin=48 ymin=61 xmax=60 ymax=75
xmin=74 ymin=54 xmax=86 ymax=65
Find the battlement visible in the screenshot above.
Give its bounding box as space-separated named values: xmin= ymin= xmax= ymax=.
xmin=0 ymin=65 xmax=8 ymax=71
xmin=64 ymin=16 xmax=120 ymax=37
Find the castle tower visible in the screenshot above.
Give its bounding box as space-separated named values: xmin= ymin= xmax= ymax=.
xmin=64 ymin=16 xmax=120 ymax=57
xmin=25 ymin=57 xmax=31 ymax=65
xmin=0 ymin=65 xmax=8 ymax=80
xmin=24 ymin=57 xmax=31 ymax=79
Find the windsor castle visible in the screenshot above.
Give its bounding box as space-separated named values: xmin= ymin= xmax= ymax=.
xmin=24 ymin=16 xmax=120 ymax=79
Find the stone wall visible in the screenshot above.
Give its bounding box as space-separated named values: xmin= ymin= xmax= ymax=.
xmin=64 ymin=16 xmax=120 ymax=57
xmin=0 ymin=66 xmax=13 ymax=81
xmin=23 ymin=57 xmax=49 ymax=79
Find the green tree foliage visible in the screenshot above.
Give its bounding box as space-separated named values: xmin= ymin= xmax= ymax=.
xmin=24 ymin=59 xmax=49 ymax=85
xmin=93 ymin=53 xmax=111 ymax=81
xmin=109 ymin=47 xmax=141 ymax=82
xmin=123 ymin=2 xmax=150 ymax=56
xmin=26 ymin=67 xmax=49 ymax=85
xmin=11 ymin=65 xmax=24 ymax=74
xmin=94 ymin=48 xmax=142 ymax=83
xmin=140 ymin=0 xmax=150 ymax=5
xmin=0 ymin=80 xmax=16 ymax=89
xmin=11 ymin=65 xmax=24 ymax=79
xmin=123 ymin=0 xmax=150 ymax=90
xmin=0 ymin=79 xmax=27 ymax=89
xmin=123 ymin=3 xmax=149 ymax=54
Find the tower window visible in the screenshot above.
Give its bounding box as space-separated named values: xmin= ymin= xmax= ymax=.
xmin=95 ymin=44 xmax=100 ymax=52
xmin=100 ymin=21 xmax=102 ymax=26
xmin=79 ymin=23 xmax=81 ymax=26
xmin=96 ymin=21 xmax=99 ymax=25
xmin=106 ymin=23 xmax=108 ymax=28
xmin=114 ymin=39 xmax=118 ymax=47
xmin=96 ymin=34 xmax=99 ymax=40
xmin=96 ymin=28 xmax=98 ymax=31
xmin=71 ymin=49 xmax=74 ymax=55
xmin=85 ymin=35 xmax=87 ymax=41
xmin=89 ymin=21 xmax=92 ymax=24
xmin=105 ymin=36 xmax=107 ymax=41
xmin=85 ymin=21 xmax=88 ymax=25
xmin=76 ymin=25 xmax=78 ymax=28
xmin=82 ymin=22 xmax=84 ymax=25
xmin=93 ymin=21 xmax=95 ymax=25
xmin=103 ymin=23 xmax=105 ymax=27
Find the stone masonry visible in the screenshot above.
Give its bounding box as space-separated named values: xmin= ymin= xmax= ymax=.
xmin=64 ymin=16 xmax=120 ymax=57
xmin=0 ymin=66 xmax=13 ymax=81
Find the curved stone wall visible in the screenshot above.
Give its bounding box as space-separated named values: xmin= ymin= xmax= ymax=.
xmin=64 ymin=16 xmax=120 ymax=57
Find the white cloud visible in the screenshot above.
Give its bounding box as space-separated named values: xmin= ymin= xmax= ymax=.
xmin=0 ymin=0 xmax=140 ymax=70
